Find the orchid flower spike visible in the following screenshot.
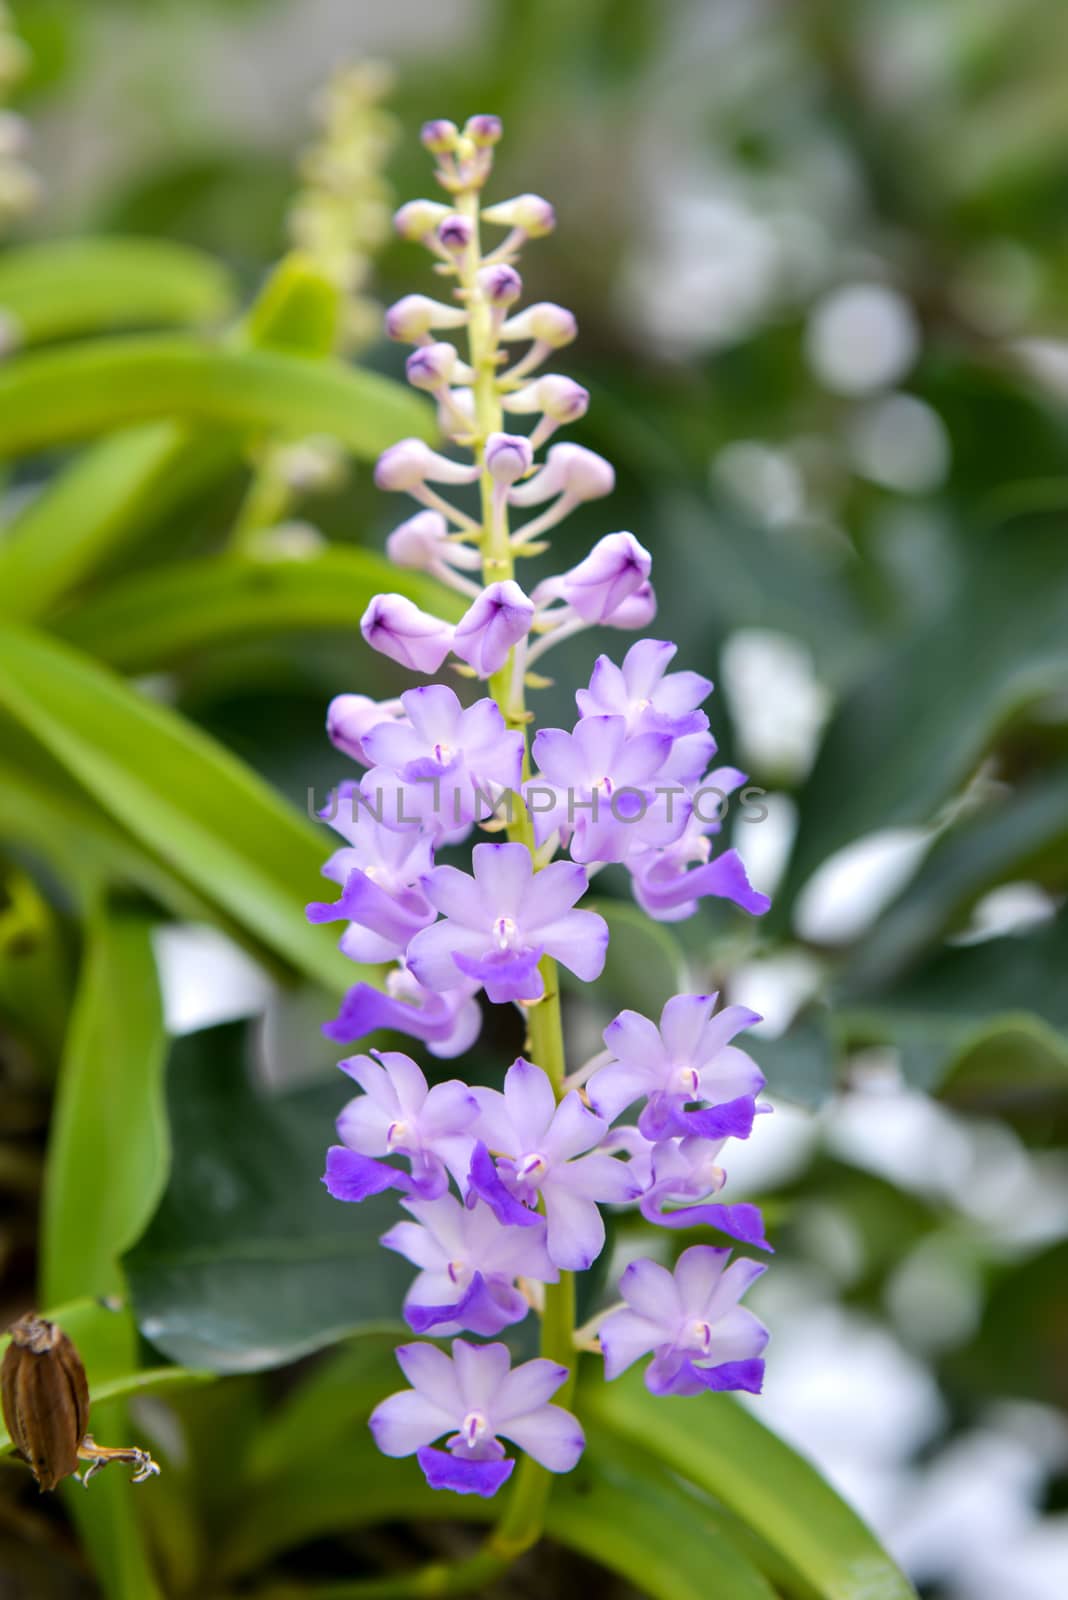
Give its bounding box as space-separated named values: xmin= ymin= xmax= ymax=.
xmin=316 ymin=109 xmax=776 ymax=1502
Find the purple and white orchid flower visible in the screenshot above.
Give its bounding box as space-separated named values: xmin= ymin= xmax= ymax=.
xmin=588 ymin=993 xmax=766 ymax=1142
xmin=468 ymin=1058 xmax=640 ymax=1270
xmin=382 ymin=1192 xmax=558 ymax=1335
xmin=370 ymin=1340 xmax=584 ymax=1497
xmin=599 ymin=1246 xmax=768 ymax=1395
xmin=406 ymin=842 xmax=608 ymax=1004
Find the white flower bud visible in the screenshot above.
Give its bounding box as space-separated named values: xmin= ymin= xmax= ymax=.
xmin=481 ymin=193 xmax=556 ymax=237
xmin=509 ymin=442 xmax=614 ymax=506
xmin=499 ymin=302 xmax=577 ymax=348
xmin=503 ymin=375 xmax=589 ymax=422
xmin=420 ymin=119 xmax=459 ymax=154
xmin=393 ymin=199 xmax=453 ymax=241
xmin=385 ymin=294 xmax=468 ymax=343
xmin=405 ymin=342 xmax=459 ymax=392
xmin=477 ymin=264 xmax=522 ymax=308
xmin=374 ymin=439 xmax=481 ymax=491
xmin=437 ymin=213 xmax=474 ymax=256
xmin=485 ymin=432 xmax=534 ymax=484
xmin=465 ymin=114 xmax=503 ymax=147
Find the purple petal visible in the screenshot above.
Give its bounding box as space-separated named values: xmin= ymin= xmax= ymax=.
xmin=404 ymin=1271 xmax=527 ymax=1337
xmin=619 ymin=1256 xmax=679 ymax=1322
xmin=541 ymin=1185 xmax=606 ymax=1271
xmin=466 ymin=1142 xmax=540 ymax=1228
xmin=470 ymin=840 xmax=533 ymax=913
xmin=502 ymin=1058 xmax=556 ymax=1141
xmin=394 ymin=1342 xmax=463 ymax=1413
xmin=538 ymin=908 xmax=609 ymax=983
xmin=640 ymin=1196 xmax=773 ymax=1252
xmin=323 ymin=1146 xmax=410 ymax=1202
xmin=599 ymin=1308 xmax=664 ymax=1380
xmin=369 ymin=1391 xmax=453 ymax=1456
xmin=407 ymin=921 xmax=491 ymax=992
xmin=453 ymin=946 xmax=544 ymax=1004
xmin=416 ymin=1446 xmax=515 ymax=1497
xmin=503 ymin=1405 xmax=585 ymax=1473
xmin=496 ymin=1357 xmax=570 ymax=1420
xmin=692 ymin=1358 xmax=766 ymax=1395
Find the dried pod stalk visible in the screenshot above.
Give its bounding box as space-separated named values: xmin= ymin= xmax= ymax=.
xmin=1 ymin=1313 xmax=159 ymax=1491
xmin=2 ymin=1314 xmax=89 ymax=1490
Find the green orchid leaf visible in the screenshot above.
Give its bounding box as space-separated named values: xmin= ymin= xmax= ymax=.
xmin=0 ymin=237 xmax=235 ymax=347
xmin=0 ymin=334 xmax=434 ymax=461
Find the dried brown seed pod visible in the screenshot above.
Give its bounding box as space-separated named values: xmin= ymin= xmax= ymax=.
xmin=1 ymin=1313 xmax=89 ymax=1491
xmin=1 ymin=1312 xmax=160 ymax=1492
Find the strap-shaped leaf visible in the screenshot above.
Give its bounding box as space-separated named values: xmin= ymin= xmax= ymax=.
xmin=40 ymin=902 xmax=169 ymax=1306
xmin=0 ymin=422 xmax=234 ymax=622
xmin=0 ymin=622 xmax=352 ymax=991
xmin=584 ymin=1369 xmax=916 ymax=1600
xmin=0 ymin=237 xmax=235 ymax=346
xmin=0 ymin=334 xmax=433 ymax=460
xmin=53 ymin=548 xmax=463 ymax=672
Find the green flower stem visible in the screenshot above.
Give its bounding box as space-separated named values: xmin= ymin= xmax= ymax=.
xmin=325 ymin=147 xmax=579 ymax=1600
xmin=459 ymin=159 xmax=578 ymax=1550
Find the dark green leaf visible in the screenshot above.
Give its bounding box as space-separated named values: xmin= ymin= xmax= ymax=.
xmin=0 ymin=622 xmax=353 ymax=992
xmin=779 ymin=514 xmax=1068 ymax=918
xmin=841 ymin=766 xmax=1068 ymax=991
xmin=0 ymin=423 xmax=235 ymax=623
xmin=39 ymin=900 xmax=168 ymax=1305
xmin=124 ymin=1022 xmax=409 ymax=1373
xmin=584 ymin=1367 xmax=916 ymax=1600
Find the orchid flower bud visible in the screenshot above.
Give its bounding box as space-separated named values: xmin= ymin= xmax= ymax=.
xmin=327 ymin=693 xmax=405 ymax=763
xmin=437 ymin=212 xmax=473 ymax=257
xmin=499 ymin=301 xmax=577 ymax=349
xmin=481 ymin=193 xmax=556 ymax=237
xmin=360 ymin=593 xmax=454 ymax=674
xmin=503 ymin=375 xmax=589 ymax=422
xmin=438 ymin=385 xmax=476 ymax=439
xmin=405 ymin=342 xmax=462 ymax=392
xmin=478 ymin=263 xmax=522 ymax=309
xmin=509 ymin=442 xmax=615 ymax=506
xmin=375 ymin=439 xmax=481 ymax=491
xmin=385 ymin=293 xmax=469 ymax=344
xmin=607 ymin=579 xmax=658 ymax=629
xmin=452 ymin=580 xmax=535 ymax=677
xmin=558 ymin=532 xmax=653 ymax=624
xmin=393 ymin=199 xmax=453 ymax=242
xmin=420 ymin=120 xmax=459 ymax=155
xmin=386 ymin=510 xmax=481 ymax=573
xmin=465 ymin=114 xmax=503 ymax=147
xmin=485 ymin=432 xmax=533 ymax=485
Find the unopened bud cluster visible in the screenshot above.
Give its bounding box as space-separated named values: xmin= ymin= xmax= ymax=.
xmin=0 ymin=4 xmax=38 ymax=236
xmin=288 ymin=61 xmax=398 ymax=349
